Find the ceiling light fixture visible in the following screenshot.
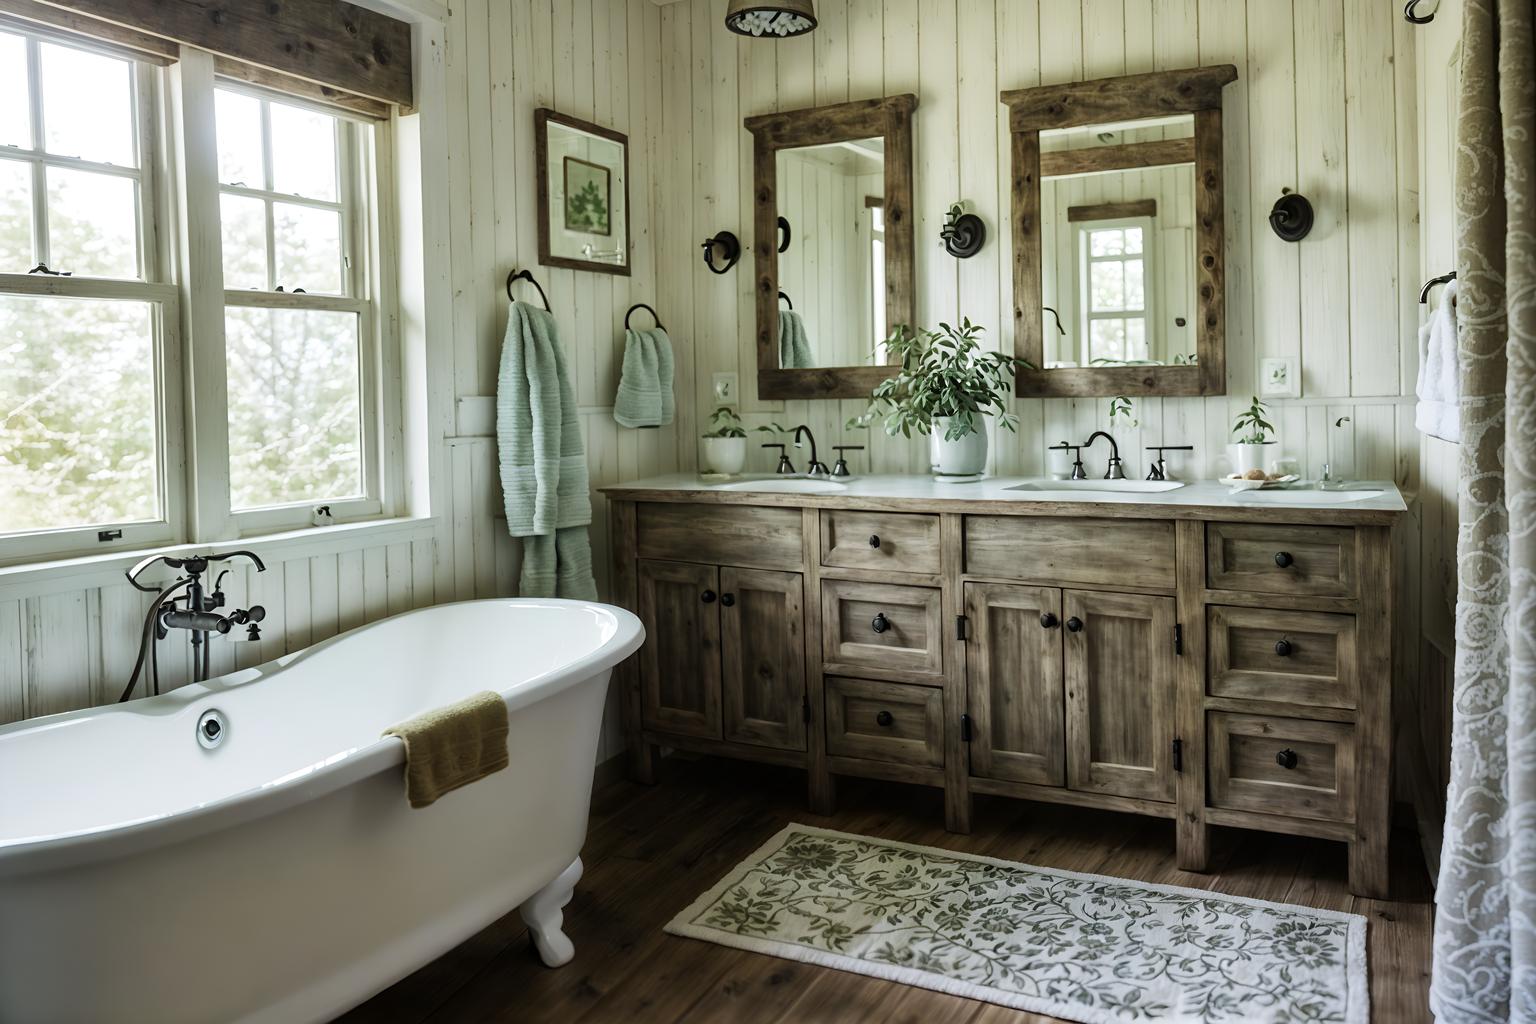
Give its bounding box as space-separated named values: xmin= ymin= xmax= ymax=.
xmin=725 ymin=0 xmax=817 ymax=38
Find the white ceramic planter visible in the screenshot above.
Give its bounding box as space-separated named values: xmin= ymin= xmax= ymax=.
xmin=1227 ymin=441 xmax=1272 ymax=477
xmin=700 ymin=436 xmax=747 ymax=475
xmin=930 ymin=418 xmax=989 ymax=477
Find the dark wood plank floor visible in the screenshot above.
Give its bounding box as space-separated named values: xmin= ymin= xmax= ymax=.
xmin=340 ymin=756 xmax=1434 ymax=1023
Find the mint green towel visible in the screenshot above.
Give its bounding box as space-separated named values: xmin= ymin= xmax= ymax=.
xmin=613 ymin=327 xmax=675 ymax=428
xmin=496 ymin=300 xmax=597 ymax=600
xmin=779 ymin=309 xmax=814 ymax=369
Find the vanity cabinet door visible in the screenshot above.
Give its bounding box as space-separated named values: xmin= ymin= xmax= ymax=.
xmin=720 ymin=567 xmax=807 ymax=751
xmin=964 ymin=583 xmax=1066 ymax=786
xmin=637 ymin=559 xmax=722 ymax=739
xmin=1063 ymin=590 xmax=1176 ymax=803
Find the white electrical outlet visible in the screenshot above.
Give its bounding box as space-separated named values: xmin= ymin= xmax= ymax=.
xmin=712 ymin=372 xmax=739 ymax=407
xmin=1259 ymin=357 xmax=1300 ymax=399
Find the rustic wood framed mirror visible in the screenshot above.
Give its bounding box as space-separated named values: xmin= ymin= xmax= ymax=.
xmin=1002 ymin=65 xmax=1237 ymax=397
xmin=746 ymin=94 xmax=917 ymax=399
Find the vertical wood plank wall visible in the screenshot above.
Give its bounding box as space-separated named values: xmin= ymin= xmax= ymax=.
xmin=0 ymin=1 xmax=1451 ymax=801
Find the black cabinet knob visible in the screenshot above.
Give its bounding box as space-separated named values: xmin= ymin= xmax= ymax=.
xmin=1040 ymin=612 xmax=1059 ymax=629
xmin=875 ymin=710 xmax=894 ymax=727
xmin=701 ymin=589 xmax=716 ymax=603
xmin=1274 ymin=638 xmax=1292 ymax=657
xmin=871 ymin=612 xmax=890 ymax=634
xmin=720 ymin=593 xmax=735 ymax=607
xmin=868 ymin=534 xmax=881 ymax=548
xmin=1275 ymin=748 xmax=1298 ymax=770
xmin=1274 ymin=551 xmax=1294 ymax=568
xmin=1065 ymin=616 xmax=1084 ymax=633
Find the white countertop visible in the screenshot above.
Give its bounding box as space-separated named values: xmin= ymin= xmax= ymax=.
xmin=601 ymin=473 xmax=1408 ymax=521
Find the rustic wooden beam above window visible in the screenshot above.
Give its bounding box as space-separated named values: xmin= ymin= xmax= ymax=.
xmin=1068 ymin=199 xmax=1158 ymax=222
xmin=24 ymin=0 xmax=413 ymax=107
xmin=1039 ymin=138 xmax=1195 ymax=179
xmin=0 ymin=3 xmax=175 ymax=63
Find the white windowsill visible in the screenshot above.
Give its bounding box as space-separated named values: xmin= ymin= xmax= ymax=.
xmin=0 ymin=516 xmax=441 ymax=602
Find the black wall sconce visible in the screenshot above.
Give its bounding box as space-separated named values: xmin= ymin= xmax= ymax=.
xmin=701 ymin=231 xmax=741 ymax=275
xmin=1268 ymin=189 xmax=1314 ymax=242
xmin=941 ymin=202 xmax=985 ymax=258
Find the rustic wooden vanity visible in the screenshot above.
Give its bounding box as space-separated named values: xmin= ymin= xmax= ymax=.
xmin=602 ymin=476 xmax=1405 ymax=898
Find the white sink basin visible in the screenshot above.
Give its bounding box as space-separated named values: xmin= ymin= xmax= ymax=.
xmin=714 ymin=477 xmax=848 ymax=494
xmin=1006 ymin=478 xmax=1186 ymax=494
xmin=1232 ymin=488 xmax=1383 ymax=505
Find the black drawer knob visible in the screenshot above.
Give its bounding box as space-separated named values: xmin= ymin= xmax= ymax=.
xmin=720 ymin=593 xmax=735 ymax=607
xmin=701 ymin=589 xmax=716 ymax=603
xmin=875 ymin=710 xmax=894 ymax=727
xmin=871 ymin=612 xmax=890 ymax=634
xmin=868 ymin=534 xmax=881 ymax=548
xmin=1274 ymin=551 xmax=1294 ymax=568
xmin=1274 ymin=638 xmax=1293 ymax=657
xmin=1275 ymin=748 xmax=1298 ymax=770
xmin=1065 ymin=616 xmax=1084 ymax=633
xmin=1040 ymin=612 xmax=1059 ymax=629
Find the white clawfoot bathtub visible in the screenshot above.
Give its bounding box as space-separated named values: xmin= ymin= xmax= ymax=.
xmin=0 ymin=598 xmax=643 ymax=1024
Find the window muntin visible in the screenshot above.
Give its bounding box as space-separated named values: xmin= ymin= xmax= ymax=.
xmin=1076 ymin=217 xmax=1154 ymax=365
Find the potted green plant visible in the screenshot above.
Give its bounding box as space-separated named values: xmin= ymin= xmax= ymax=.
xmin=1227 ymin=395 xmax=1275 ymax=477
xmin=855 ymin=319 xmax=1029 ymax=478
xmin=700 ymin=406 xmax=748 ymax=475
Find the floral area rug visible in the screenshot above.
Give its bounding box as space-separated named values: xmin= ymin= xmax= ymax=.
xmin=665 ymin=825 xmax=1367 ymax=1023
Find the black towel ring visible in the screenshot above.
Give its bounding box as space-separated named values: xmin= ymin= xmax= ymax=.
xmin=778 ymin=290 xmax=793 ymax=311
xmin=1404 ymin=0 xmax=1437 ymax=24
xmin=625 ymin=303 xmax=665 ymax=331
xmin=777 ymin=216 xmax=791 ymax=253
xmin=506 ymin=268 xmax=552 ymax=311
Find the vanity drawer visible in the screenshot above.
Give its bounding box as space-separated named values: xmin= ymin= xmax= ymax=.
xmin=821 ymin=510 xmax=941 ymax=574
xmin=821 ymin=579 xmax=944 ymax=678
xmin=1209 ymin=606 xmax=1358 ymax=709
xmin=1208 ymin=712 xmax=1356 ymax=823
xmin=825 ymin=676 xmax=944 ymax=767
xmin=964 ymin=515 xmax=1175 ymax=590
xmin=637 ymin=502 xmax=803 ymax=570
xmin=1206 ymin=523 xmax=1357 ymax=599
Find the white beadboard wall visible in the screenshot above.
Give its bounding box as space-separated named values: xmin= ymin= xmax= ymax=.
xmin=2 ymin=1 xmax=1445 ymax=796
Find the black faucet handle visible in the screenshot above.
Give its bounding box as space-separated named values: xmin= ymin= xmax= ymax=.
xmin=761 ymin=443 xmax=795 ymax=474
xmin=1147 ymin=445 xmax=1194 ymax=452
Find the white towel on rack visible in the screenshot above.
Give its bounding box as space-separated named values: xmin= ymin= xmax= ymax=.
xmin=1415 ymin=279 xmax=1460 ymax=443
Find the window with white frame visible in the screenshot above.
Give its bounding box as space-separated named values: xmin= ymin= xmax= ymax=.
xmin=0 ymin=27 xmax=180 ymax=561
xmin=215 ymin=88 xmax=379 ymax=524
xmin=1074 ymin=216 xmax=1154 ymax=364
xmin=0 ymin=25 xmax=396 ymax=566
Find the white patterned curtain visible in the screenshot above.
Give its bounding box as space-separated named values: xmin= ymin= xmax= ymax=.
xmin=1431 ymin=0 xmax=1536 ymax=1020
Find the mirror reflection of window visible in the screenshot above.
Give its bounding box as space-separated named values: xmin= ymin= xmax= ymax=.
xmin=774 ymin=136 xmax=885 ymax=369
xmin=868 ymin=200 xmax=885 ymax=362
xmin=1077 ymin=216 xmax=1152 ymax=364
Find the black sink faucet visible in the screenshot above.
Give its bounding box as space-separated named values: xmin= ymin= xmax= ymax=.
xmin=792 ymin=425 xmax=829 ymax=477
xmin=1083 ymin=431 xmax=1125 ymax=479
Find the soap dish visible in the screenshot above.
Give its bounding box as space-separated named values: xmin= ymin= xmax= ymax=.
xmin=1223 ymin=474 xmax=1301 ymax=491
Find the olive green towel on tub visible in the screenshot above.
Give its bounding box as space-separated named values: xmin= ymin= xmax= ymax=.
xmin=383 ymin=691 xmax=509 ymax=809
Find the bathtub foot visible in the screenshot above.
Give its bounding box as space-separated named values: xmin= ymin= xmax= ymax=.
xmin=520 ymin=856 xmax=583 ymax=967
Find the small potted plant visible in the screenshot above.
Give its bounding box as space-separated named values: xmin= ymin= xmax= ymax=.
xmin=855 ymin=319 xmax=1029 ymax=478
xmin=1228 ymin=395 xmax=1275 ymax=477
xmin=700 ymin=406 xmax=748 ymax=476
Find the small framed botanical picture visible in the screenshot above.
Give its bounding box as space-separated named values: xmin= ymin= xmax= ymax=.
xmin=562 ymin=157 xmax=611 ymax=236
xmin=535 ymin=108 xmax=630 ymax=276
